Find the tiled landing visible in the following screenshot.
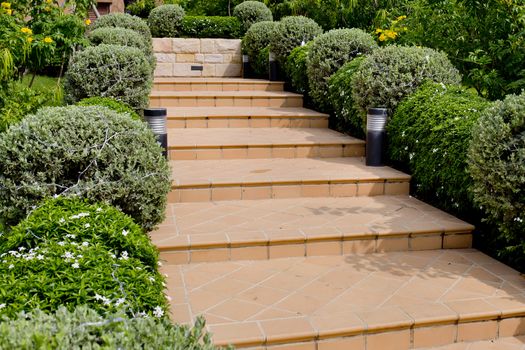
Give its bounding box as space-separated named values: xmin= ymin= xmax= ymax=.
xmin=160 ymin=249 xmax=525 ymax=349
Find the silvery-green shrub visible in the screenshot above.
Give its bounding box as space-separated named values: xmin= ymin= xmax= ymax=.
xmin=233 ymin=1 xmax=273 ymax=32
xmin=242 ymin=21 xmax=277 ymax=74
xmin=148 ymin=4 xmax=185 ymax=38
xmin=92 ymin=12 xmax=152 ymax=46
xmin=0 ymin=105 xmax=170 ymax=231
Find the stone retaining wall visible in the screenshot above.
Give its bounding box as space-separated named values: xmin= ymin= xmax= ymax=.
xmin=153 ymin=38 xmax=242 ymax=78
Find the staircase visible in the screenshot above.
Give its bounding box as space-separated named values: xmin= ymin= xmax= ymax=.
xmin=149 ymin=77 xmax=525 ymax=350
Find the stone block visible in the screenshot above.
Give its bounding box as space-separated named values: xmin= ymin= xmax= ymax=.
xmin=155 ymin=53 xmax=177 ymax=63
xmin=215 ymin=39 xmax=241 ymax=53
xmin=202 ymin=64 xmax=216 ymax=77
xmin=195 ymin=54 xmax=205 ymax=63
xmin=200 ymin=39 xmax=216 ymax=53
xmin=215 ymin=63 xmax=242 ymax=77
xmin=173 ymin=63 xmax=201 ymax=77
xmin=204 ymin=54 xmax=224 ymax=63
xmin=172 ymin=38 xmax=201 ymax=53
xmin=154 ymin=63 xmax=172 ymax=77
xmin=152 ymin=38 xmax=172 ymax=53
xmin=177 ymin=53 xmax=196 ymax=63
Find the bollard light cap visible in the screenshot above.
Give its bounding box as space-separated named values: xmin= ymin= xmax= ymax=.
xmin=144 ymin=108 xmax=167 ymax=117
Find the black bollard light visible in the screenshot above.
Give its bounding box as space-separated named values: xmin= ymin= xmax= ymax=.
xmin=269 ymin=51 xmax=278 ymax=81
xmin=144 ymin=108 xmax=168 ymax=159
xmin=366 ymin=107 xmax=388 ymax=167
xmin=242 ymin=54 xmax=252 ymax=79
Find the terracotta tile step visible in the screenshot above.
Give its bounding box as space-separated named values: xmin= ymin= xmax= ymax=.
xmin=165 ymin=107 xmax=329 ymax=128
xmin=160 ymin=249 xmax=525 ymax=349
xmin=416 ymin=336 xmax=525 ymax=349
xmin=150 ymin=91 xmax=303 ymax=108
xmin=153 ymin=78 xmax=284 ymax=92
xmin=168 ymin=128 xmax=365 ymax=160
xmin=151 ymin=195 xmax=474 ymax=264
xmin=168 ymin=157 xmax=410 ymax=202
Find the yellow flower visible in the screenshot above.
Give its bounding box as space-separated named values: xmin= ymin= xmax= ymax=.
xmin=379 ymin=33 xmax=387 ymax=42
xmin=5 ymin=8 xmax=11 ymax=14
xmin=385 ymin=29 xmax=398 ymax=39
xmin=27 ymin=37 xmax=33 ymax=43
xmin=43 ymin=36 xmax=53 ymax=43
xmin=375 ymin=28 xmax=383 ymax=34
xmin=396 ymin=15 xmax=407 ymax=21
xmin=1 ymin=2 xmax=10 ymax=8
xmin=84 ymin=18 xmax=91 ymax=26
xmin=44 ymin=6 xmax=50 ymax=11
xmin=45 ymin=0 xmax=52 ymax=3
xmin=21 ymin=27 xmax=33 ymax=35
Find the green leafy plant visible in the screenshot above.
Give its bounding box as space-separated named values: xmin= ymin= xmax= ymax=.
xmin=254 ymin=45 xmax=269 ymax=77
xmin=127 ymin=0 xmax=157 ymax=18
xmin=306 ymin=28 xmax=377 ymax=111
xmin=0 ymin=105 xmax=171 ymax=231
xmin=91 ymin=13 xmax=152 ymax=46
xmin=233 ymin=1 xmax=273 ymax=32
xmin=351 ymin=45 xmax=461 ymax=120
xmin=180 ymin=16 xmax=242 ymax=38
xmin=269 ymin=16 xmax=322 ymax=63
xmin=77 ymin=97 xmax=142 ymax=121
xmin=241 ymin=20 xmax=277 ymax=75
xmin=388 ymin=82 xmax=490 ymax=216
xmin=327 ymin=56 xmax=366 ymax=139
xmin=0 ymin=197 xmax=167 ymax=318
xmin=0 ymin=307 xmax=224 ymax=350
xmin=64 ymin=44 xmax=153 ymax=110
xmin=468 ymin=92 xmax=525 ymax=256
xmin=148 ymin=4 xmax=186 ymax=38
xmin=284 ymin=41 xmax=310 ymax=95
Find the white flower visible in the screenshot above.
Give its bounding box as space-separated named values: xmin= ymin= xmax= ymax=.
xmin=70 ymin=212 xmax=90 ymax=219
xmin=58 ymin=241 xmax=65 ymax=246
xmin=65 ymin=234 xmax=76 ymax=239
xmin=72 ymin=262 xmax=80 ymax=269
xmin=119 ymin=251 xmax=129 ymax=260
xmin=94 ymin=294 xmax=103 ymax=301
xmin=103 ymin=298 xmax=111 ymax=306
xmin=153 ymin=306 xmax=164 ymax=318
xmin=36 ymin=255 xmax=44 ymax=260
xmin=0 ymin=304 xmax=5 ymax=309
xmin=122 ymin=229 xmax=129 ymax=237
xmin=59 ymin=218 xmax=65 ymax=224
xmin=115 ymin=298 xmax=125 ymax=306
xmin=157 ymin=261 xmax=162 ymax=267
xmin=77 ymin=254 xmax=83 ymax=259
xmin=110 ymin=253 xmax=116 ymax=259
xmin=18 ymin=247 xmax=25 ymax=251
xmin=82 ymin=242 xmax=89 ymax=247
xmin=63 ymin=251 xmax=74 ymax=259
xmin=96 ymin=208 xmax=103 ymax=212
xmin=84 ymin=223 xmax=90 ymax=228
xmin=137 ymin=311 xmax=147 ymax=317
xmin=8 ymin=264 xmax=14 ymax=269
xmin=148 ymin=276 xmax=155 ymax=282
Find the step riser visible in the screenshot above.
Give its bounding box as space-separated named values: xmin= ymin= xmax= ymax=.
xmin=169 ymin=144 xmax=365 ymax=160
xmin=153 ymin=82 xmax=284 ymax=92
xmin=150 ymin=96 xmax=303 ymax=108
xmin=168 ymin=181 xmax=410 ymax=203
xmin=160 ymin=232 xmax=472 ymax=265
xmin=168 ymin=117 xmax=329 ymax=128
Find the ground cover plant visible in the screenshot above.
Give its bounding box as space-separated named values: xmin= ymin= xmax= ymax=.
xmin=77 ymin=97 xmax=142 ymax=121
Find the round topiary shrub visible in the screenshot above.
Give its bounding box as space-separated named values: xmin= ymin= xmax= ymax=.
xmin=270 ymin=16 xmax=323 ymax=64
xmin=64 ymin=44 xmax=152 ymax=110
xmin=285 ymin=42 xmax=311 ymax=95
xmin=306 ymin=28 xmax=378 ymax=110
xmin=242 ymin=20 xmax=277 ymax=75
xmin=388 ymin=82 xmax=490 ymax=215
xmin=88 ymin=26 xmax=152 ymax=59
xmin=77 ymin=96 xmax=142 ymax=121
xmin=351 ymin=45 xmax=461 ymax=119
xmin=468 ymin=92 xmax=525 ymax=253
xmin=91 ymin=13 xmax=152 ymax=45
xmin=327 ymin=56 xmax=366 ymax=139
xmin=0 ymin=106 xmax=171 ymax=231
xmin=0 ymin=197 xmax=167 ymax=318
xmin=148 ymin=4 xmax=185 ymax=38
xmin=233 ymin=1 xmax=273 ymax=32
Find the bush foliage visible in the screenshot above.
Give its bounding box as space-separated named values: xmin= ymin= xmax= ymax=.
xmin=284 ymin=42 xmax=311 ymax=96
xmin=242 ymin=21 xmax=277 ymax=75
xmin=89 ymin=27 xmax=151 ymax=54
xmin=148 ymin=4 xmax=186 ymax=38
xmin=181 ymin=16 xmax=242 ymax=38
xmin=0 ymin=106 xmax=171 ymax=231
xmin=233 ymin=1 xmax=273 ymax=32
xmin=388 ymin=82 xmax=490 ymax=215
xmin=0 ymin=197 xmax=167 ymax=318
xmin=468 ymin=92 xmax=525 ymax=255
xmin=270 ymin=16 xmax=322 ymax=63
xmin=77 ymin=97 xmax=142 ymax=121
xmin=0 ymin=307 xmax=222 ymax=350
xmin=327 ymin=57 xmax=367 ymax=139
xmin=91 ymin=13 xmax=152 ymax=45
xmin=306 ymin=28 xmax=377 ymax=110
xmin=351 ymin=45 xmax=461 ymax=119
xmin=64 ymin=44 xmax=152 ymax=110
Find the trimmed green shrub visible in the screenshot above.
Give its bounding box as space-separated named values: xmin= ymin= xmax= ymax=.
xmin=181 ymin=16 xmax=242 ymax=38
xmin=270 ymin=16 xmax=323 ymax=63
xmin=242 ymin=21 xmax=277 ymax=75
xmin=64 ymin=44 xmax=152 ymax=110
xmin=468 ymin=92 xmax=525 ymax=254
xmin=88 ymin=27 xmax=152 ymax=58
xmin=127 ymin=0 xmax=156 ymax=18
xmin=77 ymin=97 xmax=142 ymax=121
xmin=327 ymin=56 xmax=366 ymax=139
xmin=352 ymin=45 xmax=461 ymax=120
xmin=91 ymin=13 xmax=152 ymax=45
xmin=284 ymin=42 xmax=311 ymax=95
xmin=254 ymin=45 xmax=269 ymax=77
xmin=233 ymin=1 xmax=273 ymax=32
xmin=148 ymin=4 xmax=186 ymax=38
xmin=0 ymin=197 xmax=167 ymax=318
xmin=306 ymin=28 xmax=377 ymax=110
xmin=0 ymin=307 xmax=222 ymax=349
xmin=388 ymin=82 xmax=490 ymax=215
xmin=0 ymin=105 xmax=171 ymax=231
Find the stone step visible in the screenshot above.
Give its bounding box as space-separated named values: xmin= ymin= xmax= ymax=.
xmin=168 ymin=128 xmax=365 ymax=160
xmin=168 ymin=157 xmax=410 ymax=203
xmin=165 ymin=107 xmax=329 ymax=129
xmin=160 ymin=249 xmax=525 ymax=349
xmin=150 ymin=90 xmax=303 ymax=108
xmin=153 ymin=78 xmax=284 ymax=92
xmin=416 ymin=336 xmax=525 ymax=349
xmin=152 ymin=195 xmax=473 ymax=264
